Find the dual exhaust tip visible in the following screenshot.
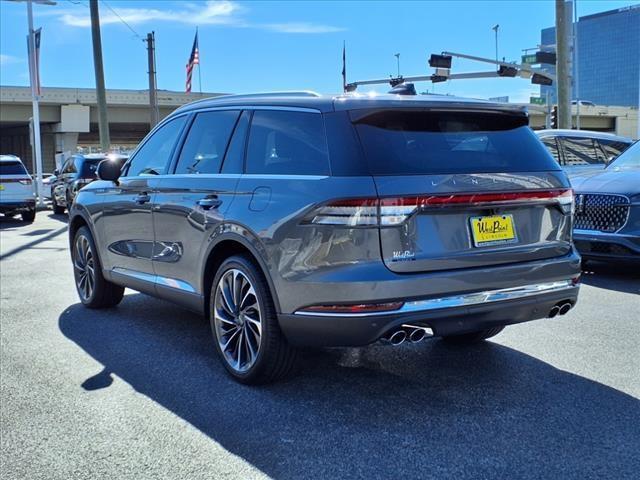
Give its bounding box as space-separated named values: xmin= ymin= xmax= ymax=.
xmin=382 ymin=324 xmax=433 ymax=346
xmin=549 ymin=301 xmax=573 ymax=318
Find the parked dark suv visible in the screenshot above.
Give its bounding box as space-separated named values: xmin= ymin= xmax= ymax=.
xmin=52 ymin=154 xmax=126 ymax=214
xmin=68 ymin=92 xmax=581 ymax=384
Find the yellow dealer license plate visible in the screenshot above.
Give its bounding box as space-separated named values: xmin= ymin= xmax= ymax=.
xmin=470 ymin=215 xmax=517 ymax=247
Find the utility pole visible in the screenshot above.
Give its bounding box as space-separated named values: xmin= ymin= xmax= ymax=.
xmin=146 ymin=32 xmax=159 ymax=128
xmin=89 ymin=0 xmax=110 ymax=152
xmin=25 ymin=0 xmax=45 ymax=207
xmin=394 ymin=53 xmax=400 ymax=77
xmin=573 ymin=0 xmax=580 ymax=130
xmin=555 ymin=0 xmax=572 ymax=129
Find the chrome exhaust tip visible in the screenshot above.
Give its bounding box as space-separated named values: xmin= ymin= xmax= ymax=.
xmin=408 ymin=328 xmax=426 ymax=343
xmin=387 ymin=330 xmax=407 ymax=346
xmin=549 ymin=306 xmax=560 ymax=318
xmin=558 ymin=302 xmax=572 ymax=315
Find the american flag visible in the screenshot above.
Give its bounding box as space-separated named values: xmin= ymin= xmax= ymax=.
xmin=26 ymin=28 xmax=42 ymax=97
xmin=185 ymin=31 xmax=199 ymax=93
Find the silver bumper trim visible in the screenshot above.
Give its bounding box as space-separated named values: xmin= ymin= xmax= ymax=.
xmin=295 ymin=280 xmax=576 ymax=317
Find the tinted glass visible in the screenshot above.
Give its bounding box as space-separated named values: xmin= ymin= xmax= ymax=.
xmin=0 ymin=161 xmax=27 ymax=175
xmin=126 ymin=116 xmax=186 ymax=176
xmin=560 ymin=137 xmax=603 ymax=165
xmin=63 ymin=159 xmax=77 ymax=174
xmin=79 ymin=159 xmax=102 ymax=178
xmin=175 ymin=111 xmax=239 ymax=174
xmin=354 ymin=110 xmax=559 ymax=175
xmin=610 ymin=141 xmax=640 ymax=170
xmin=246 ymin=110 xmax=329 ymax=175
xmin=221 ymin=111 xmax=250 ymax=174
xmin=598 ymin=139 xmax=631 ymax=159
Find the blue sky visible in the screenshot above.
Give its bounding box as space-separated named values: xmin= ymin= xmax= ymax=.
xmin=0 ymin=0 xmax=634 ymax=101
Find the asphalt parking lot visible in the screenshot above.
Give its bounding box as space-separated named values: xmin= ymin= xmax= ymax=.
xmin=1 ymin=212 xmax=639 ymax=480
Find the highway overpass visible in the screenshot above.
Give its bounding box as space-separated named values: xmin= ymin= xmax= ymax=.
xmin=1 ymin=85 xmax=637 ymax=173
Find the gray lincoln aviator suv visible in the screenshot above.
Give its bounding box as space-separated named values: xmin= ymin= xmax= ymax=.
xmin=68 ymin=92 xmax=581 ymax=384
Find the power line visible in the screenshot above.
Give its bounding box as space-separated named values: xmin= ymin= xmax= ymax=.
xmin=99 ymin=0 xmax=143 ymax=41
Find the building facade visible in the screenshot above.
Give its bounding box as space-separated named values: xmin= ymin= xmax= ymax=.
xmin=540 ymin=4 xmax=640 ymax=107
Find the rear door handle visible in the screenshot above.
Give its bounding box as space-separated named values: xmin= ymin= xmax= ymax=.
xmin=197 ymin=196 xmax=222 ymax=210
xmin=135 ymin=193 xmax=151 ymax=204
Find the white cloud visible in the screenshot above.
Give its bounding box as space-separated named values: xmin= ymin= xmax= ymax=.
xmin=0 ymin=54 xmax=22 ymax=66
xmin=60 ymin=1 xmax=243 ymax=27
xmin=55 ymin=1 xmax=344 ymax=34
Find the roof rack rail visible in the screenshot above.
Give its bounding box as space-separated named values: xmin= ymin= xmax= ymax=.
xmin=216 ymin=91 xmax=322 ymax=100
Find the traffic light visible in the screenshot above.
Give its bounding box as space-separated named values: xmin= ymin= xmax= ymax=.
xmin=532 ymin=73 xmax=553 ymax=86
xmin=497 ymin=65 xmax=518 ymax=77
xmin=428 ymin=54 xmax=452 ymax=69
xmin=550 ymin=105 xmax=558 ymax=129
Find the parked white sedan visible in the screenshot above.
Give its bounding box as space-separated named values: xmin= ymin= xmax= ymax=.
xmin=0 ymin=155 xmax=36 ymax=222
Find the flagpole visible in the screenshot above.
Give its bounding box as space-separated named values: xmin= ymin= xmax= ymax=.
xmin=197 ymin=26 xmax=202 ymax=95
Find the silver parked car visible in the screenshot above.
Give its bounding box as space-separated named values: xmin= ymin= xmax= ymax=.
xmin=536 ymin=129 xmax=632 ymax=175
xmin=68 ymin=92 xmax=581 ymax=384
xmin=570 ymin=140 xmax=640 ymax=263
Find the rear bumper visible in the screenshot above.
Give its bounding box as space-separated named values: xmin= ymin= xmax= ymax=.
xmin=0 ymin=199 xmax=36 ymax=214
xmin=278 ymin=264 xmax=579 ymax=346
xmin=279 ymin=283 xmax=580 ymax=347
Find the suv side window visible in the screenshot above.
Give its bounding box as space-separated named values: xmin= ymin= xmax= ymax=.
xmin=63 ymin=158 xmax=77 ymax=174
xmin=175 ymin=111 xmax=239 ymax=174
xmin=125 ymin=116 xmax=187 ymax=177
xmin=246 ymin=110 xmax=329 ymax=175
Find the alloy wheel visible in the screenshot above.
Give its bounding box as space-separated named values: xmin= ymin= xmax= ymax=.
xmin=213 ymin=268 xmax=262 ymax=373
xmin=73 ymin=235 xmax=95 ymax=301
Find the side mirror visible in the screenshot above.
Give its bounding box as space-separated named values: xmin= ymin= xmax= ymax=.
xmin=53 ymin=169 xmax=60 ymax=175
xmin=97 ymin=159 xmax=122 ymax=183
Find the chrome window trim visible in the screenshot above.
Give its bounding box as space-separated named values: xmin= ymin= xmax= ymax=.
xmin=192 ymin=105 xmax=322 ymax=114
xmin=294 ymin=280 xmax=576 ymax=317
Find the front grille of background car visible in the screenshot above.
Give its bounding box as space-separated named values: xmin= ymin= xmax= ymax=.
xmin=574 ymin=194 xmax=630 ymax=233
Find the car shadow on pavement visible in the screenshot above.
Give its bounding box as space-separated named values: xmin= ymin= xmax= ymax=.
xmin=581 ymin=261 xmax=640 ymax=295
xmin=59 ymin=295 xmax=640 ymax=480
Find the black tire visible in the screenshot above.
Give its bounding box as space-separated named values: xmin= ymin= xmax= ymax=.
xmin=72 ymin=226 xmax=124 ymax=309
xmin=21 ymin=208 xmax=36 ymax=223
xmin=209 ymin=254 xmax=297 ymax=385
xmin=442 ymin=326 xmax=505 ymax=345
xmin=52 ymin=195 xmax=65 ymax=214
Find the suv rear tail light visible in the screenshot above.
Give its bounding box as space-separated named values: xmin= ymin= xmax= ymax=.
xmin=306 ymin=189 xmax=574 ymax=226
xmin=307 ymin=199 xmax=378 ymax=226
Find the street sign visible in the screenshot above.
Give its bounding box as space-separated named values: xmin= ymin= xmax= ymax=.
xmin=530 ymin=96 xmax=546 ymax=105
xmin=522 ymin=54 xmax=537 ymax=64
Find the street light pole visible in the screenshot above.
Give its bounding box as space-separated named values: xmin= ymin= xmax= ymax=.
xmin=26 ymin=0 xmax=44 ymax=208
xmin=492 ymin=24 xmax=499 ymax=65
xmin=89 ymin=0 xmax=110 ymax=152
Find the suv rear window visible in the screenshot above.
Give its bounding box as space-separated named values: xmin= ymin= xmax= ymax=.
xmin=0 ymin=161 xmax=28 ymax=175
xmin=79 ymin=159 xmax=102 ymax=178
xmin=353 ymin=110 xmax=559 ymax=175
